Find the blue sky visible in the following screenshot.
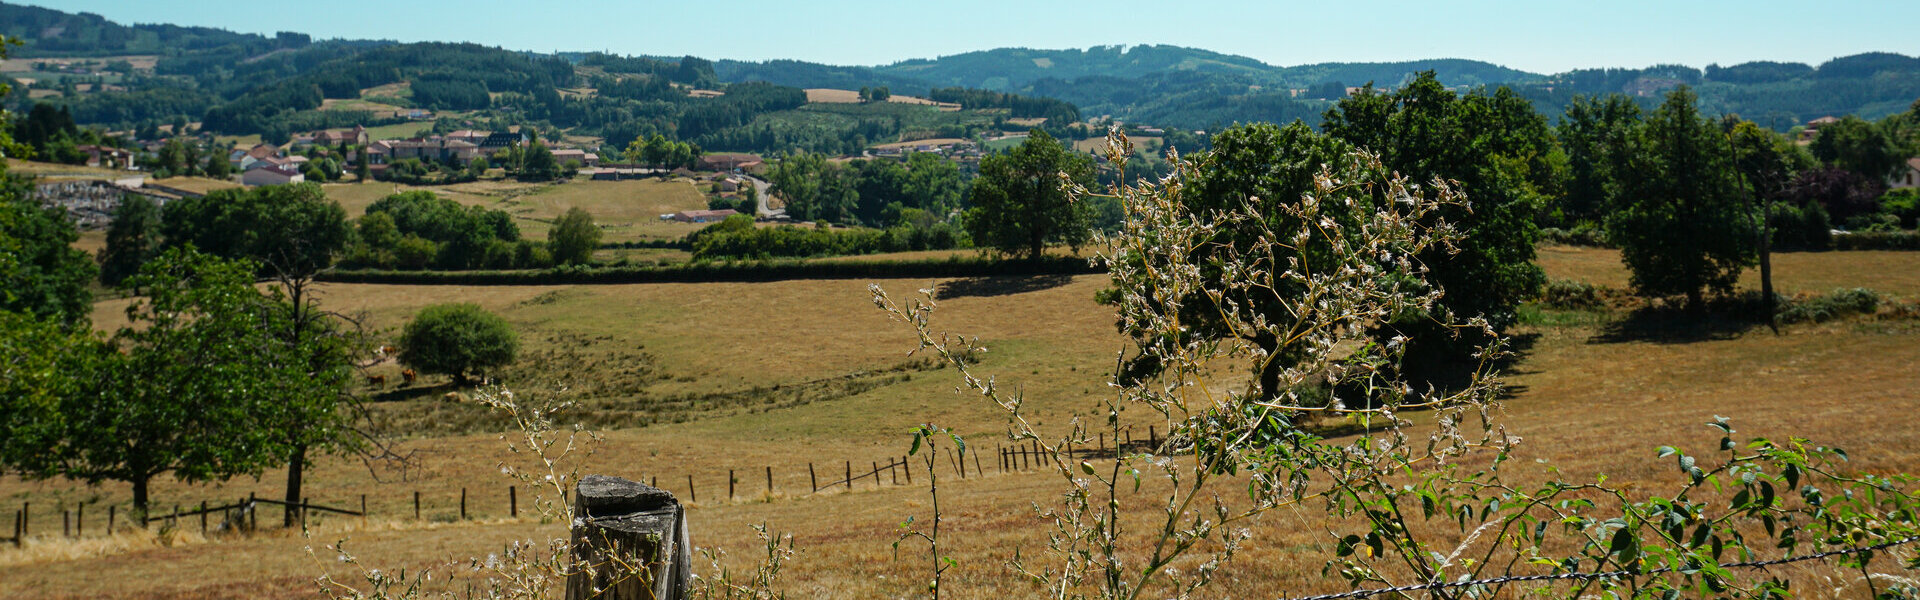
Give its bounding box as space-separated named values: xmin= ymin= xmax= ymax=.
xmin=17 ymin=0 xmax=1920 ymax=74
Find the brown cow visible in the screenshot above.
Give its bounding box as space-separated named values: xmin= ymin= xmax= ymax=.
xmin=401 ymin=369 xmax=417 ymax=385
xmin=366 ymin=374 xmax=387 ymax=387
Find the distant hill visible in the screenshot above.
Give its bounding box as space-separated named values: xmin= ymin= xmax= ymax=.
xmin=2 ymin=1 xmax=1917 ymax=141
xmin=0 ymin=1 xmax=309 ymax=57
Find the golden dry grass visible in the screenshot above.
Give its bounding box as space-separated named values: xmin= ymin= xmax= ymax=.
xmin=5 ymin=159 xmax=129 ymax=180
xmin=149 ymin=176 xmax=241 ymax=196
xmin=503 ymin=179 xmax=710 ymax=243
xmin=1538 ymin=245 xmax=1920 ymax=299
xmin=0 ymin=55 xmax=158 ymax=72
xmin=804 ymin=88 xmax=862 ymax=103
xmin=11 ymin=251 xmax=1920 ymax=598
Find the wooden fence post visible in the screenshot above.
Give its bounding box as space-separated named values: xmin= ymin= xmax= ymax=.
xmin=766 ymin=466 xmax=773 ymax=496
xmin=1149 ymin=425 xmax=1157 ymax=449
xmin=360 ymin=495 xmax=368 ymax=523
xmin=510 ymin=486 xmax=518 ymax=518
xmin=728 ymin=469 xmax=736 ymax=501
xmin=248 ymin=493 xmax=256 ymax=530
xmin=459 ymin=489 xmax=467 ymax=521
xmin=20 ymin=502 xmax=27 ymax=537
xmin=413 ymin=491 xmax=421 ymax=520
xmin=1099 ymin=433 xmax=1105 ymax=454
xmin=973 ymin=450 xmax=983 ymax=476
xmin=687 ymin=474 xmax=696 ymax=503
xmin=871 ymin=461 xmax=881 ymax=488
xmin=564 ymin=475 xmax=690 ymax=600
xmin=808 ymin=463 xmax=817 ymax=492
xmin=891 ymin=460 xmax=899 ymax=485
xmin=844 ymin=461 xmax=852 ymax=491
xmin=200 ymin=501 xmax=208 ymax=533
xmin=109 ymin=505 xmax=116 ymax=533
xmin=76 ymin=503 xmax=84 ymax=537
xmin=63 ymin=509 xmax=69 ymax=538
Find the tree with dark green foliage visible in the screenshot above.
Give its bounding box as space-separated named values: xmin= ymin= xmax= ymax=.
xmin=98 ymin=195 xmax=162 ymax=286
xmin=156 ymin=182 xmax=353 ymax=526
xmin=0 ymin=181 xmax=97 ymax=330
xmin=399 ymin=303 xmax=519 ymax=385
xmin=1106 ymin=121 xmax=1408 ymax=401
xmin=1322 ymin=72 xmax=1550 ymax=333
xmin=549 ymin=206 xmax=601 ymax=266
xmin=518 ymin=139 xmax=562 ymax=181
xmin=1606 ymin=86 xmax=1757 ymax=311
xmin=1808 ymin=115 xmax=1908 ymax=182
xmin=1556 ymin=94 xmax=1643 ymax=226
xmin=4 ymin=248 xmax=340 ymax=519
xmin=965 ymin=129 xmax=1096 ymax=260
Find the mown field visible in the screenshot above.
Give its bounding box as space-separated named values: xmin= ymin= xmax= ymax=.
xmin=322 ymin=178 xmax=711 ymax=247
xmin=4 ymin=247 xmax=1919 ymax=598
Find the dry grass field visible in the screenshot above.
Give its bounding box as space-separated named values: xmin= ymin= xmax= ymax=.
xmin=804 ymin=88 xmax=862 ymax=103
xmin=6 ymin=245 xmax=1920 ymax=598
xmin=871 ymin=138 xmax=970 ymax=150
xmin=502 ymin=178 xmax=710 ymax=243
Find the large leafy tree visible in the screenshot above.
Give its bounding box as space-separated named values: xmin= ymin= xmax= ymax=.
xmin=1109 ymin=121 xmax=1407 ymax=401
xmin=548 ymin=206 xmax=602 ymax=266
xmin=1321 ymin=72 xmax=1550 ymax=369
xmin=1607 ymin=86 xmax=1757 ymax=310
xmin=158 ymin=182 xmax=353 ymax=525
xmin=0 ymin=178 xmax=96 ymax=329
xmin=1557 ymin=94 xmax=1643 ymax=225
xmin=98 ymin=194 xmax=163 ymax=287
xmin=965 ymin=129 xmax=1096 ymax=260
xmin=399 ymin=303 xmax=519 ymax=385
xmin=8 ymin=249 xmax=329 ymax=518
xmin=1809 ymin=115 xmax=1908 ymax=182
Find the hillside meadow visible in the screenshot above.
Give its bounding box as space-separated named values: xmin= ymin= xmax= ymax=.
xmin=2 ymin=247 xmax=1918 ymax=598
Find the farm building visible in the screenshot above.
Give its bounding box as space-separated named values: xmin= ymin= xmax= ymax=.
xmin=242 ymin=165 xmax=305 ymax=187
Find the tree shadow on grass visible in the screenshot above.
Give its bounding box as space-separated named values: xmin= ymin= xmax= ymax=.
xmin=365 ymin=381 xmax=459 ymax=403
xmin=1588 ymin=297 xmax=1770 ymax=345
xmin=934 ymin=273 xmax=1078 ymax=299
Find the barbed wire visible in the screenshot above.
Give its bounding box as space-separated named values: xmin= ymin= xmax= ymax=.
xmin=1279 ymin=535 xmax=1920 ymax=600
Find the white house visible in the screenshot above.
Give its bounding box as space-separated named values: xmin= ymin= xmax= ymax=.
xmin=1891 ymin=158 xmax=1920 ymax=190
xmin=242 ymin=164 xmax=305 ymax=187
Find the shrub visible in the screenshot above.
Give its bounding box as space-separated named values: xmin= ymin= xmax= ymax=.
xmin=1540 ymin=278 xmax=1604 ymax=310
xmin=1769 ymin=201 xmax=1833 ymax=250
xmin=1776 ymin=287 xmax=1882 ymax=324
xmin=398 ymin=303 xmax=519 ymax=384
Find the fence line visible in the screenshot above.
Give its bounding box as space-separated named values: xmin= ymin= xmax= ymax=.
xmin=4 ymin=434 xmax=1148 ymax=548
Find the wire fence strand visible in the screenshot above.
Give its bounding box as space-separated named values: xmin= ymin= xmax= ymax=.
xmin=1279 ymin=535 xmax=1920 ymax=600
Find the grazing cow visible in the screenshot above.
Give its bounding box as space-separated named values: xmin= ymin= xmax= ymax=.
xmin=401 ymin=369 xmax=417 ymax=385
xmin=367 ymin=374 xmax=387 ymax=387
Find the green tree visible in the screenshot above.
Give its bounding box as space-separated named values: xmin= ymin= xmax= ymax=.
xmin=97 ymin=195 xmax=162 ymax=286
xmin=15 ymin=249 xmax=328 ymax=518
xmin=1606 ymin=86 xmax=1757 ymax=310
xmin=1557 ymin=94 xmax=1643 ymax=225
xmin=1809 ymin=115 xmax=1907 ymax=181
xmin=1322 ymin=72 xmax=1550 ymax=332
xmin=0 ymin=180 xmax=96 ymax=329
xmin=964 ymin=129 xmax=1096 ymax=260
xmin=549 ymin=206 xmax=602 ymax=266
xmin=399 ymin=303 xmax=519 ymax=385
xmin=1112 ymin=121 xmax=1406 ymax=401
xmin=520 ymin=140 xmax=561 ymax=181
xmin=157 ymin=182 xmax=353 ymax=526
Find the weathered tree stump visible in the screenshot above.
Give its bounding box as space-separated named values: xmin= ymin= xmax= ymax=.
xmin=566 ymin=475 xmax=691 ymax=600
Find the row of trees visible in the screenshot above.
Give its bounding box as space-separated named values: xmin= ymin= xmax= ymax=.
xmin=766 ymin=151 xmax=968 ymax=226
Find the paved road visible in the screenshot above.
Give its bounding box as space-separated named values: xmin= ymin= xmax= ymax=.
xmin=743 ymin=174 xmax=781 ymax=218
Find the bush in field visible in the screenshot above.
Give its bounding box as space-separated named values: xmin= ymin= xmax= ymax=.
xmin=548 ymin=207 xmax=601 ymax=266
xmin=398 ymin=303 xmax=518 ymax=385
xmin=1541 ymin=278 xmax=1605 ymax=310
